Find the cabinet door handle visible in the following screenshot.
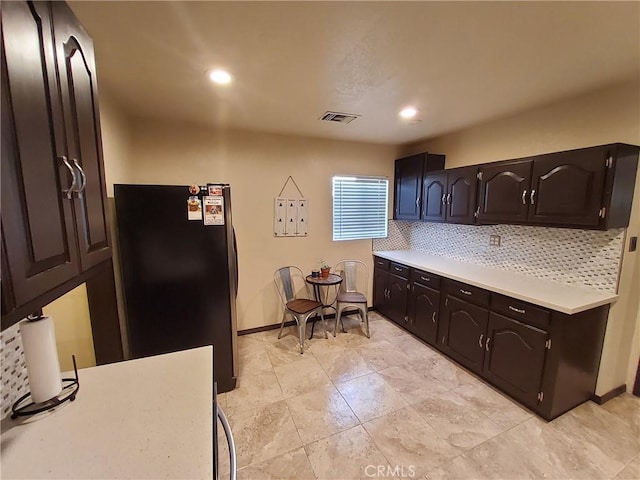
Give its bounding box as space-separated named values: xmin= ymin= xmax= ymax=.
xmin=72 ymin=158 xmax=87 ymax=193
xmin=420 ymin=276 xmax=430 ymax=282
xmin=432 ymin=311 xmax=436 ymax=323
xmin=441 ymin=194 xmax=446 ymax=205
xmin=508 ymin=305 xmax=526 ymax=314
xmin=59 ymin=155 xmax=78 ymax=199
xmin=522 ymin=190 xmax=528 ymax=205
xmin=416 ymin=197 xmax=420 ymax=208
xmin=478 ymin=333 xmax=484 ymax=348
xmin=485 ymin=337 xmax=491 ymax=351
xmin=446 ymin=193 xmax=451 ymax=205
xmin=394 ymin=266 xmax=403 ymax=272
xmin=530 ymin=189 xmax=536 ymax=205
xmin=459 ymin=289 xmax=472 ymax=296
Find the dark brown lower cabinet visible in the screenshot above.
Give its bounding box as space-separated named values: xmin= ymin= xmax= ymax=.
xmin=387 ymin=274 xmax=408 ymax=326
xmin=373 ymin=267 xmax=390 ymax=318
xmin=407 ymin=282 xmax=439 ymax=345
xmin=440 ymin=296 xmax=489 ymax=375
xmin=372 ymin=257 xmax=610 ymax=421
xmin=483 ymin=312 xmax=548 ymax=409
xmin=373 ymin=267 xmax=408 ymax=327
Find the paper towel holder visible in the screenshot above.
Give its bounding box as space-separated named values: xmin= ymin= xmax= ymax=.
xmin=11 ymin=354 xmax=80 ymax=420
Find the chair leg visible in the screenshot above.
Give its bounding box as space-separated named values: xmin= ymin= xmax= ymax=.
xmin=277 ymin=311 xmax=287 ymax=339
xmin=320 ymin=311 xmax=328 ymax=339
xmin=298 ymin=316 xmax=305 ymax=354
xmin=360 ymin=305 xmax=370 ymax=338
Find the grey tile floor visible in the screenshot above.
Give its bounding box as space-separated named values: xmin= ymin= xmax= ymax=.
xmin=217 ymin=312 xmax=640 ymax=480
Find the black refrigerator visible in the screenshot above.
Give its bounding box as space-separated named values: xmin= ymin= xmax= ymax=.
xmin=114 ymin=184 xmax=238 ymax=392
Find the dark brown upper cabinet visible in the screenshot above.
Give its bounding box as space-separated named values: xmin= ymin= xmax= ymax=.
xmin=1 ymin=1 xmax=81 ymax=309
xmin=394 ymin=153 xmax=445 ymax=220
xmin=476 ymin=144 xmax=638 ymax=229
xmin=421 ymin=172 xmax=447 ymax=222
xmin=477 ymin=160 xmax=531 ymax=224
xmin=53 ymin=1 xmax=111 ymax=269
xmin=1 ymin=1 xmax=111 ymax=327
xmin=398 ymin=144 xmax=638 ymax=230
xmin=423 ymin=167 xmax=478 ymax=224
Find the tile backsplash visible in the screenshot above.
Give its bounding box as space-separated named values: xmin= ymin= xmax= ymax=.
xmin=374 ymin=221 xmax=625 ymax=293
xmin=1 ymin=321 xmax=28 ymax=419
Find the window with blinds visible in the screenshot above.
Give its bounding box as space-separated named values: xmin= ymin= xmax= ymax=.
xmin=332 ymin=176 xmax=389 ymax=241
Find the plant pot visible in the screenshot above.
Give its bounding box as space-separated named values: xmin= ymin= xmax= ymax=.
xmin=320 ymin=267 xmax=330 ymax=278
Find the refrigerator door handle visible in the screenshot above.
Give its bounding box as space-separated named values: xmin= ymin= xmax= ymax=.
xmin=232 ymin=228 xmax=238 ymax=298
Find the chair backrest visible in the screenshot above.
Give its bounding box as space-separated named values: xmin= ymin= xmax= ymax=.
xmin=273 ymin=266 xmax=309 ymax=305
xmin=334 ymin=260 xmax=368 ymax=294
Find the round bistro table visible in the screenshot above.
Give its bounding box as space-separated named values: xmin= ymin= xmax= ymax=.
xmin=305 ymin=273 xmax=343 ymax=339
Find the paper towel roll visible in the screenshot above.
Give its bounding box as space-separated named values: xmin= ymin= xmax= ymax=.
xmin=20 ymin=316 xmax=62 ymax=403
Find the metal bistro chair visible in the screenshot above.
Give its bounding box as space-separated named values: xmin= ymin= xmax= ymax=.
xmin=274 ymin=266 xmax=328 ymax=353
xmin=334 ymin=260 xmax=370 ymax=338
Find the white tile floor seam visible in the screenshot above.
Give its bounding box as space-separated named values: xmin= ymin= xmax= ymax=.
xmin=227 ymin=312 xmax=640 ymax=480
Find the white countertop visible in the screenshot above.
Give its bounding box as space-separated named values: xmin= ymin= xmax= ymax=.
xmin=1 ymin=346 xmax=213 ymax=479
xmin=374 ymin=250 xmax=617 ymax=314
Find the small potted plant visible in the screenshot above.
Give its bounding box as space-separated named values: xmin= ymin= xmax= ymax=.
xmin=320 ymin=260 xmax=331 ymax=278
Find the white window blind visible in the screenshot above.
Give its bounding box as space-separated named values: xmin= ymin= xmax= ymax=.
xmin=332 ymin=176 xmax=389 ymax=241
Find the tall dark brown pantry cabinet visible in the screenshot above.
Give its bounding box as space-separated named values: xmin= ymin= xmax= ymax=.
xmin=394 ymin=152 xmax=445 ymax=220
xmin=1 ymin=1 xmax=116 ymax=351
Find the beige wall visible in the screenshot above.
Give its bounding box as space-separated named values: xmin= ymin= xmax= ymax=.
xmin=99 ymin=88 xmax=134 ymax=357
xmin=99 ymin=87 xmax=133 ymax=195
xmin=127 ymin=119 xmax=399 ymax=331
xmin=405 ymin=80 xmax=640 ymax=396
xmin=43 ymin=284 xmax=95 ymax=371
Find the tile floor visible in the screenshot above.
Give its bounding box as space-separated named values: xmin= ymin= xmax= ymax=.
xmin=217 ymin=312 xmax=640 ymax=480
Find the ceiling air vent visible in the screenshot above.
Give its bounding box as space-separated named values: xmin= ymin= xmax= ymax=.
xmin=319 ymin=111 xmax=360 ymax=124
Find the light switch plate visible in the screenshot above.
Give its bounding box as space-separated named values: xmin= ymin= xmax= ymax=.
xmin=489 ymin=235 xmax=501 ymax=247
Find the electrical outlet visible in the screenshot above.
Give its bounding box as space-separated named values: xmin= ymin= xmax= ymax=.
xmin=489 ymin=235 xmax=501 ymax=247
xmin=630 ymin=236 xmax=638 ymax=252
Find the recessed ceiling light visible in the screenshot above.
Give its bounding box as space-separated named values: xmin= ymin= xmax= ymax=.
xmin=399 ymin=106 xmax=418 ymax=119
xmin=208 ymin=69 xmax=232 ymax=85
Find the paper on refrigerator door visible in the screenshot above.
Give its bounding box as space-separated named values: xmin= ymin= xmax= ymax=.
xmin=187 ymin=196 xmax=203 ymax=221
xmin=203 ymin=196 xmax=224 ymax=225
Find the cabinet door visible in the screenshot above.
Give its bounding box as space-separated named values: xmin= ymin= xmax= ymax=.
xmin=442 ymin=296 xmax=489 ymax=374
xmin=528 ymin=148 xmax=607 ymax=227
xmin=1 ymin=1 xmax=80 ymax=306
xmin=478 ymin=160 xmax=531 ymax=223
xmin=53 ymin=2 xmax=111 ymax=271
xmin=408 ymin=282 xmax=439 ymax=345
xmin=373 ymin=268 xmax=390 ymax=317
xmin=422 ymin=172 xmax=447 ymax=222
xmin=394 ymin=154 xmax=424 ymax=220
xmin=483 ymin=313 xmax=547 ymax=409
xmin=387 ymin=273 xmax=408 ymax=326
xmin=446 ymin=166 xmax=478 ymax=224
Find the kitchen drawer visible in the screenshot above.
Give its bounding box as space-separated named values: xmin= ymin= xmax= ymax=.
xmin=447 ymin=280 xmax=490 ymax=306
xmin=410 ymin=269 xmax=441 ymax=289
xmin=491 ymin=294 xmax=550 ymax=329
xmin=390 ymin=262 xmax=410 ymax=278
xmin=374 ymin=257 xmax=390 ymax=271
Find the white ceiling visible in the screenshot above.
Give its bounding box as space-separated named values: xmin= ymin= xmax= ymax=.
xmin=69 ymin=1 xmax=640 ymax=146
